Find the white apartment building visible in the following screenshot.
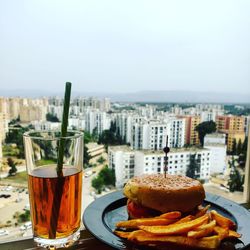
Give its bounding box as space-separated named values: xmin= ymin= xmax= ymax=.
xmin=131 ymin=117 xmax=185 ymax=150
xmin=204 ymin=133 xmax=226 ymax=145
xmin=32 ymin=121 xmax=61 ymax=131
xmin=166 ymin=118 xmax=186 ymax=148
xmin=109 ymin=145 xmax=211 ymax=188
xmin=68 ymin=117 xmax=85 ymax=130
xmin=170 ymin=105 xmax=183 ymax=115
xmin=137 ymin=105 xmax=156 ymax=119
xmin=72 ymin=97 xmax=111 ymax=112
xmin=108 ymin=146 xmax=135 ymax=188
xmin=204 ymin=133 xmax=227 ymax=174
xmin=85 ymin=110 xmax=111 ymax=135
xmin=115 ymin=113 xmax=133 ymax=144
xmin=132 ymin=120 xmax=167 ymax=150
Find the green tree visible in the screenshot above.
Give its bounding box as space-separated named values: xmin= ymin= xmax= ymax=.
xmin=46 ymin=113 xmax=59 ymax=122
xmin=228 ymin=158 xmax=244 ymax=192
xmin=231 ymin=139 xmax=237 ymax=155
xmin=5 ymin=125 xmax=30 ymax=158
xmin=91 ymin=166 xmax=116 ymax=193
xmin=236 ymin=139 xmax=242 ymax=155
xmin=7 ymin=157 xmax=17 ymax=176
xmin=195 ymin=121 xmax=217 ymax=146
xmin=84 ymin=131 xmax=94 ymax=144
xmin=91 ymin=177 xmax=104 ymax=194
xmin=186 ymin=154 xmax=200 ymax=179
xmin=83 ymin=132 xmax=92 ymax=168
xmin=97 ymin=156 xmax=105 ymax=165
xmin=242 ymin=136 xmax=248 ymax=152
xmin=92 ymin=127 xmax=99 ymax=141
xmin=238 ymin=137 xmax=248 ymax=168
xmin=18 ymin=210 xmax=30 ymax=223
xmin=98 ymin=121 xmax=126 ymax=147
xmin=83 ymin=146 xmax=91 ymax=168
xmin=99 ymin=166 xmax=116 ymax=186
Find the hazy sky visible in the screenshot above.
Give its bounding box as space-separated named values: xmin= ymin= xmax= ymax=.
xmin=0 ymin=0 xmax=249 ymax=94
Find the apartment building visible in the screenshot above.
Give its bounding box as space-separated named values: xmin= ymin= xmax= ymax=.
xmin=85 ymin=110 xmax=111 ymax=135
xmin=20 ymin=105 xmax=47 ymax=123
xmin=0 ymin=97 xmax=20 ymax=120
xmin=166 ymin=118 xmax=186 ymax=148
xmin=32 ymin=121 xmax=61 ymax=131
xmin=178 ymin=115 xmax=201 ymax=145
xmin=108 ymin=146 xmax=135 ymax=188
xmin=115 ymin=113 xmax=133 ymax=144
xmin=0 ymin=112 xmax=9 ymax=141
xmin=109 ymin=145 xmax=211 ymax=188
xmin=132 ymin=120 xmax=168 ymax=150
xmin=216 ymin=115 xmax=245 ymax=152
xmin=243 ymin=116 xmax=250 ymax=136
xmin=204 ymin=133 xmax=227 ymax=174
xmin=72 ymin=97 xmax=111 ymax=112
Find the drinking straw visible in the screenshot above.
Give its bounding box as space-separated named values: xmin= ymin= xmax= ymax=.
xmin=49 ymin=82 xmax=71 ymax=239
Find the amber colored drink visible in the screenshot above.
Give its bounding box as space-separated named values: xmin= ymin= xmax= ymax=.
xmin=28 ymin=165 xmax=82 ymax=239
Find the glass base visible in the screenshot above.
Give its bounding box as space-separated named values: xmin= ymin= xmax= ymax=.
xmin=34 ymin=229 xmax=80 ymax=249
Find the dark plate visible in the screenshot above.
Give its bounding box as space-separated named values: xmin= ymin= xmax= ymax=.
xmin=83 ymin=191 xmax=250 ymax=250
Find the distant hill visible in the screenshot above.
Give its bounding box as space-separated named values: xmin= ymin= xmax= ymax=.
xmin=0 ymin=89 xmax=249 ymax=104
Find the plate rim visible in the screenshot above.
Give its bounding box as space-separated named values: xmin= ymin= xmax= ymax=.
xmin=83 ymin=190 xmax=250 ymax=249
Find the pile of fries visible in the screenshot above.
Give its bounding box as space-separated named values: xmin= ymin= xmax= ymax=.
xmin=115 ymin=205 xmax=241 ymax=249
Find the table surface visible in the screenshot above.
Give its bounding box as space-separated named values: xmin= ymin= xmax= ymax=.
xmin=0 ymin=230 xmax=115 ymax=250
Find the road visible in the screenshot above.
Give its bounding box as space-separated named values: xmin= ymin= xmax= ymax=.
xmin=82 ymin=170 xmax=96 ymax=213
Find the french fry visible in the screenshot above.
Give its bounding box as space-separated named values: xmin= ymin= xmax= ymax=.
xmin=159 ymin=211 xmax=182 ymax=220
xmin=128 ymin=230 xmax=220 ymax=249
xmin=198 ymin=220 xmax=216 ymax=230
xmin=214 ymin=226 xmax=241 ymax=239
xmin=139 ymin=214 xmax=209 ymax=235
xmin=210 ymin=210 xmax=236 ymax=229
xmin=213 ymin=226 xmax=229 ymax=240
xmin=115 ymin=207 xmax=241 ymax=249
xmin=188 ymin=220 xmax=216 ymax=238
xmin=228 ymin=230 xmax=241 ymax=238
xmin=195 ymin=236 xmax=221 ymax=249
xmin=173 ymin=215 xmax=195 ymax=224
xmin=114 ymin=231 xmax=131 ymax=239
xmin=195 ymin=205 xmax=211 ymax=218
xmin=116 ymin=217 xmax=176 ymax=229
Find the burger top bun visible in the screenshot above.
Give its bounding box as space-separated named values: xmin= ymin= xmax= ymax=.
xmin=123 ymin=174 xmax=205 ymax=213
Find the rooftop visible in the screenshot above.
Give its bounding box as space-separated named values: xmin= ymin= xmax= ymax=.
xmin=205 ymin=133 xmax=226 ymax=138
xmin=108 ymin=145 xmax=209 ymax=155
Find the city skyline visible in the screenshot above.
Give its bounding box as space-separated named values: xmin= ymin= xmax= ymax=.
xmin=0 ymin=1 xmax=250 ymax=94
xmin=0 ymin=89 xmax=250 ymax=104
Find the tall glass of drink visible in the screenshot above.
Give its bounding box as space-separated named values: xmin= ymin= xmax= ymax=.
xmin=23 ymin=130 xmax=83 ymax=248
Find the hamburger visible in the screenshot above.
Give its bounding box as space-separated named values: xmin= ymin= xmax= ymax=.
xmin=123 ymin=174 xmax=205 ymax=219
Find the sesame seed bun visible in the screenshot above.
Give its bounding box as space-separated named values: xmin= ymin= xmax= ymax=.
xmin=123 ymin=174 xmax=205 ymax=213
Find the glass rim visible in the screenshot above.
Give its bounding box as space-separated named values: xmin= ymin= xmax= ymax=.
xmin=23 ymin=130 xmax=84 ymax=140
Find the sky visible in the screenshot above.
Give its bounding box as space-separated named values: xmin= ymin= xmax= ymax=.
xmin=0 ymin=0 xmax=250 ymax=95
